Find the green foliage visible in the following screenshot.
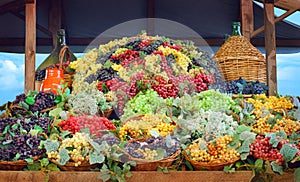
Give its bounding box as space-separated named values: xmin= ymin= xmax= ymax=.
xmin=58 ymin=148 xmax=70 ymax=165
xmin=270 ymin=161 xmax=283 ymax=175
xmin=89 ymin=151 xmax=105 ymax=165
xmin=280 ymin=144 xmax=298 ymax=162
xmin=43 ymin=139 xmax=59 ymax=152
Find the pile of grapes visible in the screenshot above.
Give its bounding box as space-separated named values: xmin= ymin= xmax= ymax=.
xmin=118 ymin=114 xmax=176 ymax=140
xmin=217 ymin=78 xmax=268 ymax=94
xmin=185 ymin=135 xmax=240 ymax=164
xmin=250 ymin=135 xmax=300 ymax=166
xmin=72 ymin=33 xmax=222 ymax=115
xmin=46 ymin=132 xmax=98 ymax=167
xmin=58 ymin=115 xmax=116 ymax=136
xmin=11 ymin=91 xmax=57 ymax=116
xmin=0 ymin=116 xmax=51 ymax=161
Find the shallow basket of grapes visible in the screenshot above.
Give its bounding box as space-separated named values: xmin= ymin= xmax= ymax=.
xmin=0 ymin=155 xmax=41 ymax=170
xmin=50 ymin=159 xmax=98 ymax=171
xmin=128 ymin=149 xmax=181 ymax=171
xmin=183 ymin=152 xmax=240 ymax=171
xmin=98 ymin=107 xmax=114 ymax=118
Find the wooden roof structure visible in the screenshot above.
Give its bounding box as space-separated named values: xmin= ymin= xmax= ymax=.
xmin=0 ymin=0 xmax=299 ymax=95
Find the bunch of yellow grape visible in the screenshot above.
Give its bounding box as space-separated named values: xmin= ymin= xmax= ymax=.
xmin=186 ymin=135 xmax=240 ymax=163
xmin=119 ymin=114 xmax=176 ymax=140
xmin=47 ymin=133 xmax=93 ymax=167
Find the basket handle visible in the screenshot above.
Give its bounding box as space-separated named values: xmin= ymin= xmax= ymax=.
xmin=59 ymin=45 xmax=71 ymax=70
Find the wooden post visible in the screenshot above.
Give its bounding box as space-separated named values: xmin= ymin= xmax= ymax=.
xmin=240 ymin=0 xmax=254 ymax=40
xmin=49 ymin=0 xmax=62 ymax=48
xmin=147 ymin=0 xmax=155 ymax=36
xmin=264 ymin=0 xmax=277 ymax=95
xmin=25 ymin=0 xmax=36 ymax=92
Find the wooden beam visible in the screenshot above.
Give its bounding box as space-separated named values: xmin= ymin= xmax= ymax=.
xmin=264 ymin=0 xmax=277 ymax=96
xmin=147 ymin=0 xmax=155 ymax=36
xmin=0 ymin=0 xmax=25 ymax=15
xmin=1 ymin=38 xmax=300 ymax=48
xmin=25 ymin=0 xmax=36 ymax=92
xmin=240 ymin=0 xmax=254 ymax=40
xmin=49 ymin=0 xmax=62 ymax=48
xmin=251 ymin=7 xmax=300 ymax=37
xmin=10 ymin=11 xmax=52 ymax=37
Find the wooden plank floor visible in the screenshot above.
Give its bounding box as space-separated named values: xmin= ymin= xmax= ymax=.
xmin=0 ymin=171 xmax=295 ymax=182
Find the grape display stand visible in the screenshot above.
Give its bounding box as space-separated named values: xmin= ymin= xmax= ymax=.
xmin=0 ymin=171 xmax=295 ymax=182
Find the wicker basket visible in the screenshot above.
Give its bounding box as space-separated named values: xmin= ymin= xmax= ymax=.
xmin=214 ymin=36 xmax=266 ymax=83
xmin=184 ymin=152 xmax=240 ymax=171
xmin=50 ymin=159 xmax=98 ymax=171
xmin=35 ymin=45 xmax=73 ymax=91
xmin=98 ymin=107 xmax=114 ymax=118
xmin=0 ymin=155 xmax=41 ymax=170
xmin=129 ymin=149 xmax=181 ymax=171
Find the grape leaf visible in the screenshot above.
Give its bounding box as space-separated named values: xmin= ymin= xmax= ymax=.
xmin=13 ymin=153 xmax=21 ymax=161
xmin=81 ymin=147 xmax=89 ymax=157
xmin=29 ymin=129 xmax=40 ymax=137
xmin=39 ymin=158 xmax=49 ymax=167
xmin=240 ymin=153 xmax=249 ymax=160
xmin=294 ymin=168 xmax=300 ymax=182
xmin=34 ymin=125 xmax=43 ymax=133
xmin=2 ymin=125 xmax=10 ymax=135
xmin=26 ymin=138 xmax=33 ymax=148
xmin=236 ymin=124 xmax=251 ymax=134
xmin=11 ymin=123 xmax=18 ymax=130
xmin=255 ymin=159 xmax=263 ymax=171
xmin=59 ymin=111 xmax=68 ymax=120
xmin=277 ymin=130 xmax=287 ymax=139
xmin=149 ymin=129 xmax=160 ymax=138
xmin=46 ymin=163 xmax=60 ymax=171
xmin=25 ymin=96 xmax=35 ymax=105
xmin=19 ymin=101 xmax=29 ymax=110
xmin=267 ymin=133 xmax=280 ymax=148
xmin=224 ymin=166 xmax=235 ymax=173
xmin=267 ymin=117 xmax=276 ymax=127
xmin=89 ymin=151 xmax=105 ymax=164
xmin=2 ymin=139 xmax=12 ymax=145
xmin=165 ymin=134 xmax=173 ymax=148
xmin=49 ymin=108 xmax=63 ymax=117
xmin=80 ymin=128 xmax=90 ymax=135
xmin=26 ymin=162 xmax=41 ymax=171
xmin=43 ymin=140 xmax=59 ymax=152
xmin=280 ymin=144 xmax=298 ymax=162
xmin=58 ymin=148 xmax=70 ymax=165
xmin=126 ymin=161 xmax=136 ymax=167
xmin=87 ymin=137 xmax=102 ymax=153
xmin=237 ymin=140 xmax=250 ymax=153
xmin=270 ymin=161 xmax=283 ymax=175
xmin=239 ymin=131 xmax=256 ymax=142
xmin=24 ymin=158 xmax=33 ymax=164
xmin=154 ymin=148 xmax=166 ymax=160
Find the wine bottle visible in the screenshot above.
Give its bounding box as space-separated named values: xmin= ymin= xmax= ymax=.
xmin=35 ymin=29 xmax=76 ymax=80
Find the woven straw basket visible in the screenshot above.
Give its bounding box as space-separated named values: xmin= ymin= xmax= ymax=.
xmin=50 ymin=159 xmax=98 ymax=171
xmin=214 ymin=36 xmax=266 ymax=83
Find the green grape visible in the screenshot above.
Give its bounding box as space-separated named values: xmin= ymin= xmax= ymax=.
xmin=122 ymin=89 xmax=166 ymax=119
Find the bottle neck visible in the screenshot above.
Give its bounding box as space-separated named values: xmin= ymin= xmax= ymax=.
xmin=232 ymin=22 xmax=241 ymax=36
xmin=57 ymin=34 xmax=66 ymax=47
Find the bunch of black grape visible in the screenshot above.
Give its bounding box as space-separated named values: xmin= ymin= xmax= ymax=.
xmin=124 ymin=39 xmax=142 ymax=51
xmin=35 ymin=65 xmax=56 ymax=81
xmin=0 ymin=134 xmax=45 ymax=161
xmin=216 ymin=78 xmax=268 ymax=94
xmin=29 ymin=92 xmax=57 ymax=113
xmin=123 ymin=136 xmax=180 ymax=159
xmin=84 ymin=68 xmax=117 ymax=83
xmin=140 ymin=40 xmax=164 ymax=55
xmin=93 ymin=133 xmax=121 ymax=146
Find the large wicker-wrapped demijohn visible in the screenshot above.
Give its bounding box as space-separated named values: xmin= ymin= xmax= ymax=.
xmin=214 ymin=36 xmax=266 ymax=83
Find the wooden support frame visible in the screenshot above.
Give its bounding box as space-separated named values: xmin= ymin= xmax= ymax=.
xmin=147 ymin=0 xmax=155 ymax=36
xmin=264 ymin=0 xmax=277 ymax=96
xmin=49 ymin=0 xmax=62 ymax=48
xmin=240 ymin=0 xmax=254 ymax=40
xmin=25 ymin=0 xmax=36 ymax=92
xmin=0 ymin=0 xmax=25 ymax=15
xmin=251 ymin=7 xmax=300 ymax=37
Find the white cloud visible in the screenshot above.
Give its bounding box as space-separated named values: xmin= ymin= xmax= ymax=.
xmin=277 ymin=66 xmax=300 ymax=81
xmin=0 ymin=60 xmax=24 ymax=91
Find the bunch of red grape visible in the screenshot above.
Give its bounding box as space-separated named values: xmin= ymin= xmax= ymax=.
xmin=150 ymin=76 xmax=179 ymax=98
xmin=194 ymin=73 xmax=215 ymax=92
xmin=58 ymin=115 xmax=116 ymax=136
xmin=110 ymin=50 xmax=139 ymax=67
xmin=249 ymin=135 xmax=300 ymax=165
